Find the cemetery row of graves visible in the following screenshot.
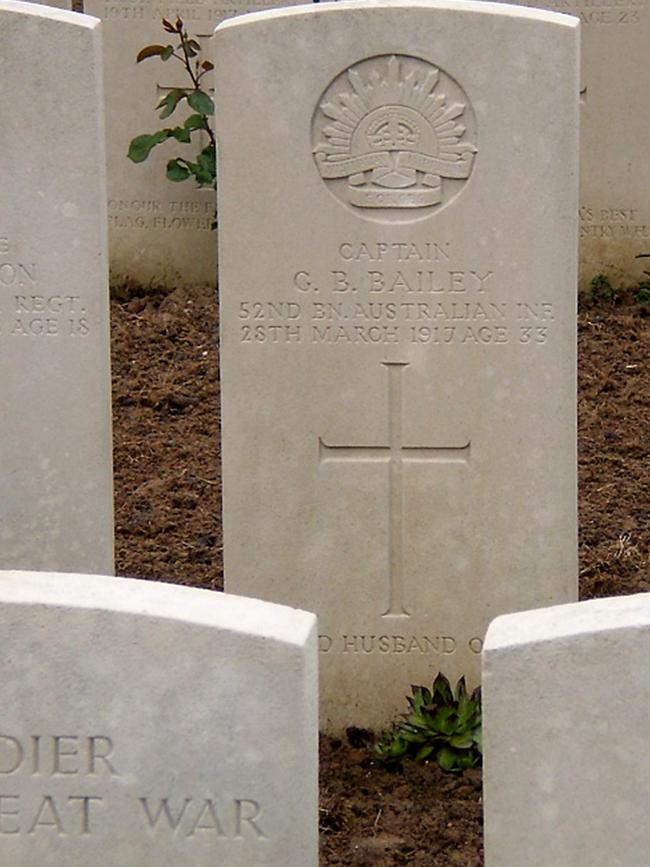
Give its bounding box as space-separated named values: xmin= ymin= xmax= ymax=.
xmin=111 ymin=280 xmax=650 ymax=866
xmin=1 ymin=0 xmax=649 ymax=864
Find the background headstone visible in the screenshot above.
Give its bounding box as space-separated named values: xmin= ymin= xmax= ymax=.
xmin=0 ymin=1 xmax=113 ymax=574
xmin=83 ymin=0 xmax=302 ymax=288
xmin=482 ymin=0 xmax=650 ymax=288
xmin=0 ymin=571 xmax=318 ymax=866
xmin=217 ymin=0 xmax=580 ymax=731
xmin=483 ymin=594 xmax=650 ymax=867
xmin=26 ymin=0 xmax=72 ymax=7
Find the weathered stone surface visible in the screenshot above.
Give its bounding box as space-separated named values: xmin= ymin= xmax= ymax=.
xmin=0 ymin=1 xmax=113 ymax=574
xmin=483 ymin=0 xmax=650 ymax=287
xmin=0 ymin=571 xmax=318 ymax=866
xmin=83 ymin=0 xmax=301 ymax=288
xmin=483 ymin=594 xmax=650 ymax=867
xmin=217 ymin=0 xmax=580 ymax=731
xmin=28 ymin=0 xmax=72 ymax=8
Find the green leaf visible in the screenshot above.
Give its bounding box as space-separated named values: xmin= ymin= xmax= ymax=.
xmin=183 ymin=38 xmax=200 ymax=58
xmin=182 ymin=160 xmax=201 ymax=179
xmin=432 ymin=673 xmax=453 ymax=703
xmin=415 ymin=744 xmax=435 ymax=762
xmin=158 ymin=89 xmax=186 ymax=119
xmin=457 ymin=694 xmax=476 ymax=727
xmin=187 ymin=89 xmax=214 ymax=116
xmin=437 ymin=746 xmax=458 ymax=773
xmin=433 ymin=707 xmax=456 ymax=735
xmin=458 ymin=753 xmax=477 ymax=770
xmin=170 ymin=126 xmax=192 ymax=143
xmin=161 ymin=45 xmax=174 ymax=61
xmin=400 ymin=730 xmax=427 ymax=745
xmin=374 ymin=738 xmax=388 ymax=755
xmin=195 ymin=146 xmax=216 ymax=185
xmin=407 ymin=713 xmax=428 ymax=731
xmin=184 ymin=114 xmax=206 ymax=131
xmin=389 ymin=738 xmax=407 ymax=759
xmin=409 ymin=688 xmax=430 ymax=715
xmin=166 ymin=158 xmax=191 ymax=182
xmin=127 ymin=130 xmax=169 ymax=163
xmin=449 ymin=733 xmax=474 ymax=749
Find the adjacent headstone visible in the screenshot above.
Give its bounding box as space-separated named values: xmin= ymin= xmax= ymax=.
xmin=483 ymin=594 xmax=650 ymax=866
xmin=0 ymin=2 xmax=113 ymax=574
xmin=0 ymin=571 xmax=318 ymax=866
xmin=482 ymin=0 xmax=650 ymax=287
xmin=28 ymin=0 xmax=72 ymax=8
xmin=83 ymin=0 xmax=301 ymax=288
xmin=217 ymin=0 xmax=580 ymax=731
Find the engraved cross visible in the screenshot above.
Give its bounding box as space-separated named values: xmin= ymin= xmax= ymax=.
xmin=319 ymin=362 xmax=470 ymax=619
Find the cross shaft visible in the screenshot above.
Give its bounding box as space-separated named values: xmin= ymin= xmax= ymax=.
xmin=319 ymin=362 xmax=470 ymax=618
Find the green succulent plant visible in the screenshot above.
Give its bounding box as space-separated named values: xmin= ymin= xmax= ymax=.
xmin=635 ymin=281 xmax=650 ymax=305
xmin=375 ymin=673 xmax=482 ymax=773
xmin=584 ymin=272 xmax=622 ymax=305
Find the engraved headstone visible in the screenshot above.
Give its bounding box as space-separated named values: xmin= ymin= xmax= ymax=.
xmin=83 ymin=0 xmax=301 ymax=288
xmin=0 ymin=1 xmax=113 ymax=574
xmin=217 ymin=0 xmax=580 ymax=731
xmin=0 ymin=571 xmax=318 ymax=866
xmin=483 ymin=594 xmax=650 ymax=866
xmin=481 ymin=0 xmax=650 ymax=287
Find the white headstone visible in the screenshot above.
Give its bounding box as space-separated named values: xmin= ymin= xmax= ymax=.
xmin=27 ymin=0 xmax=72 ymax=7
xmin=83 ymin=0 xmax=301 ymax=288
xmin=0 ymin=571 xmax=318 ymax=866
xmin=483 ymin=594 xmax=650 ymax=867
xmin=0 ymin=1 xmax=113 ymax=574
xmin=481 ymin=0 xmax=650 ymax=288
xmin=217 ymin=0 xmax=580 ymax=732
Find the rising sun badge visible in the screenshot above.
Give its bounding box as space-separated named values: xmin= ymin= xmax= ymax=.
xmin=312 ymin=55 xmax=477 ymax=220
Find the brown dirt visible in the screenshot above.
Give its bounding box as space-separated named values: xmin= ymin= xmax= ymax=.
xmin=111 ymin=284 xmax=649 ymax=866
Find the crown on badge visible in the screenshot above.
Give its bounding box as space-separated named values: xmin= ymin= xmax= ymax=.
xmin=313 ymin=55 xmax=477 ymax=210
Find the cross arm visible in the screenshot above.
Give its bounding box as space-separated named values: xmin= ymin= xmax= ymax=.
xmin=318 ymin=437 xmax=390 ymax=464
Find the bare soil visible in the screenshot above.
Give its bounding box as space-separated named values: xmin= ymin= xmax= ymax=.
xmin=111 ymin=283 xmax=649 ymax=866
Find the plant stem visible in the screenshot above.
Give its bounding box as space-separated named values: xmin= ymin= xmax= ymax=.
xmin=176 ymin=26 xmax=217 ymax=151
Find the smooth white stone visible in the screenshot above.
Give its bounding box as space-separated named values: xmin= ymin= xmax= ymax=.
xmin=484 ymin=594 xmax=650 ymax=867
xmin=0 ymin=1 xmax=113 ymax=574
xmin=480 ymin=0 xmax=650 ymax=288
xmin=0 ymin=571 xmax=318 ymax=866
xmin=217 ymin=0 xmax=580 ymax=731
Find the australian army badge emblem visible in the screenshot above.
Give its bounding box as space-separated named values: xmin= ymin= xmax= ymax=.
xmin=312 ymin=55 xmax=477 ymax=220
